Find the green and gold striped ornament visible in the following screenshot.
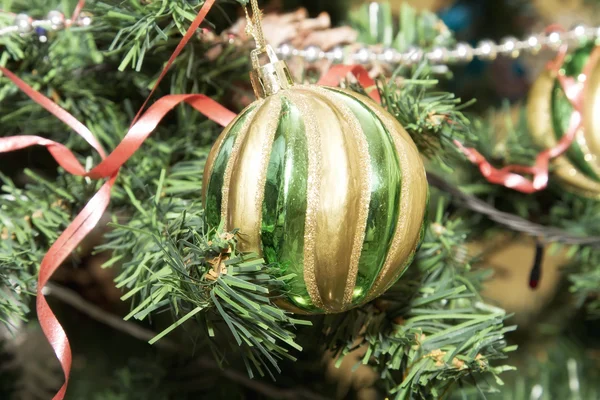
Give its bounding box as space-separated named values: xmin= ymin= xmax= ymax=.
xmin=528 ymin=43 xmax=600 ymax=198
xmin=202 ymin=46 xmax=428 ymax=314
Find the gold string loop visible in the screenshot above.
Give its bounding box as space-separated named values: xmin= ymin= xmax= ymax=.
xmin=244 ymin=0 xmax=275 ymax=69
xmin=244 ymin=0 xmax=267 ymax=50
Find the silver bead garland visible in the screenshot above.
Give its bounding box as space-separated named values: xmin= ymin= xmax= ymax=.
xmin=2 ymin=8 xmax=600 ymax=69
xmin=272 ymin=24 xmax=600 ymax=67
xmin=0 ymin=10 xmax=92 ymax=40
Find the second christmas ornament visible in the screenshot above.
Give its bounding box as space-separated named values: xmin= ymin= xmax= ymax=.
xmin=528 ymin=43 xmax=600 ymax=198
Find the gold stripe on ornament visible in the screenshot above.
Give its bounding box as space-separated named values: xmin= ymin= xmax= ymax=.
xmin=527 ymin=70 xmax=559 ymax=149
xmin=559 ymin=179 xmax=600 ymax=199
xmin=575 ymin=129 xmax=600 ymax=178
xmin=220 ymin=104 xmax=262 ymax=241
xmin=288 ymin=88 xmax=370 ymax=312
xmin=301 ymin=85 xmax=372 ymax=308
xmin=226 ymin=96 xmax=281 ymax=254
xmin=285 ymin=91 xmax=324 ymax=310
xmin=359 ymin=94 xmax=428 ymax=300
xmin=553 ymin=155 xmax=600 ymax=196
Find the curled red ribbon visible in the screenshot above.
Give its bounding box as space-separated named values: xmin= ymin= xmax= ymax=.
xmin=317 ymin=64 xmax=382 ymax=103
xmin=0 ymin=1 xmax=233 ymax=399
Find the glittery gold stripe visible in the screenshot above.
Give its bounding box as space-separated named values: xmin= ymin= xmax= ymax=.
xmin=225 ymin=97 xmax=281 ymax=254
xmin=359 ymin=94 xmax=428 ymax=300
xmin=220 ymin=104 xmax=262 ymax=235
xmin=527 ymin=70 xmax=557 ymax=149
xmin=285 ymin=91 xmax=324 ymax=310
xmin=575 ymin=128 xmax=600 ymax=179
xmin=557 ymin=177 xmax=600 ymax=199
xmin=301 ymin=85 xmax=372 ymax=309
xmin=554 ymin=155 xmax=600 ymax=195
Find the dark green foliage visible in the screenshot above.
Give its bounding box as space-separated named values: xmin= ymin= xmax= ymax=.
xmin=377 ymin=67 xmax=475 ymax=159
xmin=100 ymin=159 xmax=310 ymax=379
xmin=324 ymin=200 xmax=516 ymax=399
xmin=0 ymin=0 xmax=246 ymax=328
xmin=90 ymin=358 xmax=171 ymax=400
xmin=0 ymin=170 xmax=100 ymax=326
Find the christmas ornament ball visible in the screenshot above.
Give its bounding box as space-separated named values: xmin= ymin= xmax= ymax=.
xmin=527 ymin=43 xmax=600 ymax=198
xmin=202 ymin=52 xmax=428 ymax=314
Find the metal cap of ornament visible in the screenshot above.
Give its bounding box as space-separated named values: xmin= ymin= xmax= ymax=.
xmin=249 ymin=45 xmax=295 ymax=98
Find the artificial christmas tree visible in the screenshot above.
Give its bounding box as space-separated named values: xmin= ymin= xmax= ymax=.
xmin=1 ymin=1 xmax=600 ymax=399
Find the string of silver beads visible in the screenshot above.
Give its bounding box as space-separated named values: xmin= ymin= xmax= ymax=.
xmin=275 ymin=25 xmax=600 ymax=66
xmin=0 ymin=10 xmax=92 ymax=42
xmin=3 ymin=9 xmax=599 ymax=68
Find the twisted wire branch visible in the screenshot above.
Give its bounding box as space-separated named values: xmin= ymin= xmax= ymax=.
xmin=427 ymin=173 xmax=600 ymax=248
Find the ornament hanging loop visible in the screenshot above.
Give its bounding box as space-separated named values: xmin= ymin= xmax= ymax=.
xmin=244 ymin=0 xmax=267 ymax=55
xmin=245 ymin=0 xmax=295 ymax=98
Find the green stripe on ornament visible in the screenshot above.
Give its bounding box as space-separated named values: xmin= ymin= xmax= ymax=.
xmin=204 ymin=108 xmax=255 ymax=230
xmin=551 ymin=44 xmax=600 ymax=183
xmin=325 ymin=88 xmax=402 ymax=305
xmin=260 ymin=97 xmax=319 ymax=312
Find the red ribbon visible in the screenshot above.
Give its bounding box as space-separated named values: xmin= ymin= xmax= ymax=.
xmin=69 ymin=0 xmax=86 ymax=27
xmin=454 ymin=78 xmax=581 ymax=192
xmin=0 ymin=1 xmax=234 ymax=399
xmin=317 ymin=64 xmax=381 ymax=103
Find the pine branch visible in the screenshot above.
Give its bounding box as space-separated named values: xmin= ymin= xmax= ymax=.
xmin=0 ymin=170 xmax=99 ymax=327
xmin=102 ymin=0 xmax=206 ymax=72
xmin=547 ymin=197 xmax=600 ymax=316
xmin=323 ymin=200 xmax=516 ymax=399
xmin=569 ymin=265 xmax=600 ymax=318
xmin=101 ymin=160 xmax=310 ymax=379
xmin=459 ymin=335 xmax=600 ymax=399
xmin=379 ymin=68 xmax=474 ymax=159
xmin=0 ymin=297 xmax=319 ymax=400
xmin=1 ymin=0 xmax=250 ymax=148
